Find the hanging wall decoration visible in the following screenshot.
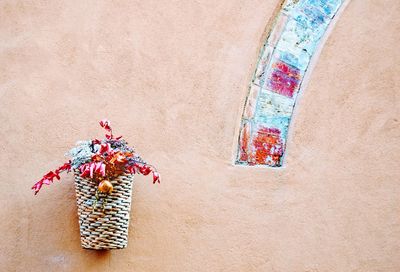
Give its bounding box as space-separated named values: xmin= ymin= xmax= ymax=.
xmin=32 ymin=119 xmax=160 ymax=250
xmin=236 ymin=0 xmax=346 ymax=167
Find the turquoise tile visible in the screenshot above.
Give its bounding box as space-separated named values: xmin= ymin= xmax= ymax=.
xmin=277 ymin=16 xmax=322 ymax=56
xmin=253 ymin=115 xmax=291 ymax=141
xmin=302 ymin=0 xmax=342 ymax=18
xmin=274 ymin=48 xmax=310 ymax=71
xmin=254 ymin=89 xmax=295 ymax=118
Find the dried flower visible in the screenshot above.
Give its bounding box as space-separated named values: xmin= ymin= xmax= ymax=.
xmin=32 ymin=120 xmax=159 ymax=195
xmin=31 ymin=162 xmax=72 ymax=195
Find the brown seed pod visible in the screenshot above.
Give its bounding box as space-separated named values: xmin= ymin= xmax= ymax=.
xmin=98 ymin=180 xmax=113 ymax=194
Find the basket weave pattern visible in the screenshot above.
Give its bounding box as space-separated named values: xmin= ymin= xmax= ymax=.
xmin=74 ymin=170 xmax=134 ymax=250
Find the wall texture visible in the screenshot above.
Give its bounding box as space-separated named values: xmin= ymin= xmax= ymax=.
xmin=0 ymin=0 xmax=399 ymax=271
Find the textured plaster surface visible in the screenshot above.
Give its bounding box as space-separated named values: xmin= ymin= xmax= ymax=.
xmin=0 ymin=0 xmax=399 ymax=271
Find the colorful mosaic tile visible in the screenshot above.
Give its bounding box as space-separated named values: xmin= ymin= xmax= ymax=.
xmin=275 ymin=48 xmax=310 ymax=72
xmin=277 ymin=13 xmax=326 ymax=56
xmin=255 ymin=90 xmax=294 ymax=118
xmin=267 ymin=60 xmax=301 ymax=98
xmin=236 ymin=0 xmax=345 ymax=167
xmin=250 ymin=126 xmax=284 ymax=167
xmin=301 ymin=0 xmax=342 ymax=19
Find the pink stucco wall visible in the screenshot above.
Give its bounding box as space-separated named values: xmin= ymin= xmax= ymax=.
xmin=1 ymin=0 xmax=399 ymax=271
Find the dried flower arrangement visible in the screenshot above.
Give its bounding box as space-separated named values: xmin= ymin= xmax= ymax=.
xmin=32 ymin=119 xmax=160 ymax=195
xmin=31 ymin=119 xmax=160 ymax=249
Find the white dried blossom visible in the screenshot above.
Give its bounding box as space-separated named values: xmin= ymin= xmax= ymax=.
xmin=66 ymin=140 xmax=95 ymax=169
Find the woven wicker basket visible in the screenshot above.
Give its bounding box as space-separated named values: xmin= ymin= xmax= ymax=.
xmin=74 ymin=170 xmax=134 ymax=250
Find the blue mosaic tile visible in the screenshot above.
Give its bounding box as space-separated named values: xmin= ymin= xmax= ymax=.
xmin=274 ymin=49 xmax=310 ymax=71
xmin=277 ymin=17 xmax=318 ymax=56
xmin=302 ymin=0 xmax=342 ymax=18
xmin=254 ymin=89 xmax=295 ymax=118
xmin=292 ymin=10 xmax=328 ymax=35
xmin=253 ymin=115 xmax=291 ymax=139
xmin=301 ymin=5 xmax=330 ymax=28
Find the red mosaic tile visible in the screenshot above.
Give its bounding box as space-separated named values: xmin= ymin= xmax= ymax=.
xmin=267 ymin=61 xmax=301 ymax=98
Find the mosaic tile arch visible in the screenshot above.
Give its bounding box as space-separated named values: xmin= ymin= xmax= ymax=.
xmin=236 ymin=0 xmax=347 ymax=167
